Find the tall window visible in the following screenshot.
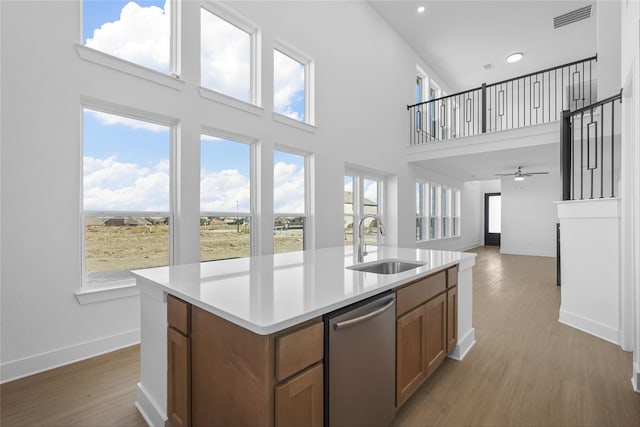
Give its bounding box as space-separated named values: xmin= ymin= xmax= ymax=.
xmin=83 ymin=108 xmax=171 ymax=284
xmin=200 ymin=6 xmax=254 ymax=102
xmin=274 ymin=47 xmax=310 ymax=123
xmin=452 ymin=189 xmax=460 ymax=236
xmin=345 ymin=172 xmax=384 ymax=247
xmin=344 ymin=176 xmax=354 ymax=245
xmin=429 ymin=183 xmax=438 ymax=239
xmin=441 ymin=187 xmax=450 ymax=238
xmin=417 ymin=182 xmax=460 ymax=242
xmin=83 ymin=0 xmax=171 ymax=74
xmin=274 ymin=150 xmax=306 ymax=253
xmin=200 ymin=136 xmax=252 ymax=261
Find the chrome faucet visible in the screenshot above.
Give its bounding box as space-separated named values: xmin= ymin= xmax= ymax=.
xmin=357 ymin=214 xmax=386 ymax=263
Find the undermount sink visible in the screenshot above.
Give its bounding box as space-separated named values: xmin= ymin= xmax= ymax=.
xmin=347 ymin=259 xmax=426 ymax=275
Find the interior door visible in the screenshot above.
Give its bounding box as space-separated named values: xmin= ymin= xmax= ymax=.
xmin=484 ymin=193 xmax=501 ymax=246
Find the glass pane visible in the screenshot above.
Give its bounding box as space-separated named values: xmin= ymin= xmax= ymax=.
xmin=488 ymin=195 xmax=502 ymax=233
xmin=416 ymin=76 xmax=423 ymax=104
xmin=274 ymin=49 xmax=305 ymax=121
xmin=85 ymin=215 xmax=169 ymax=282
xmin=429 ymin=217 xmax=436 ymax=239
xmin=362 ymin=215 xmax=380 ymax=244
xmin=83 ymin=0 xmax=170 ymax=73
xmin=363 ymin=179 xmax=378 ymax=216
xmin=416 ymin=217 xmax=424 ymax=241
xmin=430 ymin=185 xmax=437 ymax=216
xmin=442 ymin=217 xmax=448 ymax=238
xmin=200 ymin=216 xmax=251 ymax=262
xmin=344 ymin=215 xmax=354 ymax=246
xmin=274 ymin=150 xmax=305 ymax=214
xmin=83 ymin=109 xmax=170 ymax=211
xmin=453 ymin=217 xmax=458 ymax=236
xmin=344 ymin=176 xmax=353 ymax=215
xmin=274 ymin=216 xmax=305 ymax=254
xmin=200 ymin=136 xmax=251 ymax=212
xmin=441 ymin=188 xmax=448 ymax=217
xmin=416 ymin=183 xmax=423 ymax=215
xmin=201 ymin=8 xmax=250 ymax=102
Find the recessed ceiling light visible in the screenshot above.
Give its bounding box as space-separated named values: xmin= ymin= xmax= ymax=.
xmin=507 ymin=52 xmax=524 ymax=63
xmin=417 ymin=6 xmax=425 ymax=13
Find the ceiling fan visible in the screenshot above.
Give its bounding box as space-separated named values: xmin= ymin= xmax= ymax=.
xmin=495 ymin=166 xmax=549 ymax=181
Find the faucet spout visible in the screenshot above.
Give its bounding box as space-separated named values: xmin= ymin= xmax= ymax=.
xmin=356 ymin=214 xmax=386 ymax=263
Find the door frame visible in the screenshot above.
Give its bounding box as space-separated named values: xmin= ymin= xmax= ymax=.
xmin=484 ymin=192 xmax=501 ymax=246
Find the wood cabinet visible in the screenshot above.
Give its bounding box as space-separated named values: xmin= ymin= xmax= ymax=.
xmin=396 ymin=305 xmax=427 ymax=405
xmin=168 ymin=295 xmax=323 ymax=427
xmin=395 ymin=264 xmax=458 ymax=408
xmin=275 ymin=364 xmax=324 ymax=427
xmin=167 ymin=295 xmax=191 ymax=427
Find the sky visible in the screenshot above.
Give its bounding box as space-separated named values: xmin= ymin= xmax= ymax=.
xmin=83 ymin=1 xmax=305 ymax=214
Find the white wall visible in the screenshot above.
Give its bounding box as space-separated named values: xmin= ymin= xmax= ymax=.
xmin=501 ymin=168 xmax=560 ymax=257
xmin=619 ymin=0 xmax=640 ymax=391
xmin=0 ymin=1 xmax=454 ymax=381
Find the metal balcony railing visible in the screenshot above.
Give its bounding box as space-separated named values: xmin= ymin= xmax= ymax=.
xmin=561 ymin=90 xmax=623 ymax=200
xmin=408 ymin=55 xmax=598 ymax=145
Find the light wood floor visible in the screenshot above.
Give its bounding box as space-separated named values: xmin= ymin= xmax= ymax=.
xmin=2 ymin=247 xmax=638 ymax=427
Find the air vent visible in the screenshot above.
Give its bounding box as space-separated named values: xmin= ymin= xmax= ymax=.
xmin=482 ymin=63 xmax=494 ymax=71
xmin=554 ymin=5 xmax=592 ymax=29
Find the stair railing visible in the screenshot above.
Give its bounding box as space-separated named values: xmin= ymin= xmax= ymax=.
xmin=408 ymin=55 xmax=598 ymax=145
xmin=561 ymin=89 xmax=623 ymax=200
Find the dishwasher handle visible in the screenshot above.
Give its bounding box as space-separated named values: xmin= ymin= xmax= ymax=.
xmin=333 ymin=298 xmax=395 ymax=330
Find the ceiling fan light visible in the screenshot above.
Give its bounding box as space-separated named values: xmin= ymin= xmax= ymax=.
xmin=514 ymin=176 xmax=525 ymax=181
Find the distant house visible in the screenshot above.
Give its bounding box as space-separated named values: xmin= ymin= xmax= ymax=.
xmin=84 ymin=217 xmax=106 ymax=227
xmin=344 ymin=191 xmax=378 ymax=228
xmin=104 ymin=217 xmax=152 ymax=227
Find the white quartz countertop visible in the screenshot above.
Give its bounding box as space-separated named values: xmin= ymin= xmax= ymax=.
xmin=132 ymin=246 xmax=476 ymax=335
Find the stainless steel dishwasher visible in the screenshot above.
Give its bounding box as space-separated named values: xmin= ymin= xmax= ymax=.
xmin=325 ymin=291 xmax=396 ymax=427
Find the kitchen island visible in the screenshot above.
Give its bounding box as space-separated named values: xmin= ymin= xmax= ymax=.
xmin=133 ymin=246 xmax=476 ymax=427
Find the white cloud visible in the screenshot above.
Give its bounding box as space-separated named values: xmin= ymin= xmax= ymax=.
xmin=274 ymin=161 xmax=305 ymax=213
xmin=200 ymin=9 xmax=250 ymax=101
xmin=364 ymin=181 xmax=378 ymax=204
xmin=274 ymin=50 xmax=305 ymax=120
xmin=86 ymin=109 xmax=169 ymax=133
xmin=84 ymin=155 xmax=169 ymax=211
xmin=200 ymin=169 xmax=250 ymax=212
xmin=86 ymin=1 xmax=170 ymax=74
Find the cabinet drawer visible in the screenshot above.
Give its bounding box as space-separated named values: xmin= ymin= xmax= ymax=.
xmin=396 ymin=271 xmax=446 ymax=316
xmin=447 ymin=265 xmax=458 ymax=288
xmin=276 ymin=322 xmax=324 ymax=382
xmin=168 ymin=295 xmax=190 ymax=335
xmin=275 ymin=363 xmax=324 ymax=427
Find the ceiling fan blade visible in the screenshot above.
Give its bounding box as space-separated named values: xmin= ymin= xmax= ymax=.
xmin=526 ymin=172 xmax=549 ymax=175
xmin=495 ymin=173 xmax=515 ymax=176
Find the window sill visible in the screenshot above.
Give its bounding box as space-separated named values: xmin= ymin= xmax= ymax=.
xmin=199 ymin=87 xmax=264 ymax=116
xmin=75 ymin=280 xmax=140 ymax=305
xmin=417 ymin=235 xmax=461 ymax=244
xmin=272 ymin=113 xmax=316 ymax=133
xmin=76 ymin=44 xmax=185 ymax=91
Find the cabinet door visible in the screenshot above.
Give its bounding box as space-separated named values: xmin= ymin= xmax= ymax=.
xmin=167 ymin=327 xmax=190 ymax=427
xmin=275 ymin=363 xmax=323 ymax=427
xmin=425 ymin=293 xmax=447 ymax=376
xmin=447 ymin=286 xmax=458 ymax=353
xmin=396 ymin=305 xmax=427 ymax=407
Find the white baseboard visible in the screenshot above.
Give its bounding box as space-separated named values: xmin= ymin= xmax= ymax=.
xmin=136 ymin=382 xmax=167 ymax=427
xmin=633 ymin=362 xmax=640 ymax=393
xmin=0 ymin=329 xmax=140 ymax=384
xmin=448 ymin=328 xmax=475 ymax=361
xmin=558 ymin=309 xmax=620 ymax=345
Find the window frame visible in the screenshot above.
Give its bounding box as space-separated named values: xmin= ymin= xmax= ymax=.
xmin=80 ymin=102 xmax=176 ymax=288
xmin=199 ymin=130 xmax=257 ymax=261
xmin=80 ymin=0 xmax=180 ymax=79
xmin=346 ymin=169 xmax=384 ymax=248
xmin=273 ymin=146 xmax=312 ymax=253
xmin=273 ymin=41 xmax=315 ymax=126
xmin=199 ymin=1 xmax=262 ymax=107
xmin=416 ymin=181 xmax=460 ymax=243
